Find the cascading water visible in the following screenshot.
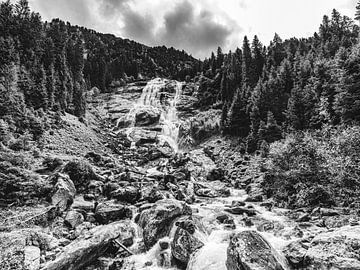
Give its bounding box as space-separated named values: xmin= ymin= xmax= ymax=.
xmin=124 ymin=78 xmax=183 ymax=151
xmin=118 ymin=78 xmax=292 ymax=270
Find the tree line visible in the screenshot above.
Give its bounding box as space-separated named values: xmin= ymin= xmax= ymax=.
xmin=197 ymin=8 xmax=360 ymax=152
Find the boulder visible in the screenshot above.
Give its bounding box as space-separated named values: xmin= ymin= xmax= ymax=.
xmin=224 ymin=207 xmax=257 ymax=216
xmin=128 ymin=128 xmax=158 ymax=146
xmin=226 ymin=230 xmax=288 ymax=270
xmin=64 ymin=210 xmax=84 ymax=229
xmin=51 ymin=173 xmax=76 ymax=212
xmin=95 ymin=202 xmax=132 ymax=224
xmin=110 ymin=186 xmax=141 ymax=204
xmin=283 ymin=238 xmax=311 ymax=268
xmin=303 ymin=225 xmax=360 ymax=269
xmin=42 ymin=221 xmax=135 ymax=270
xmin=171 ymin=227 xmax=204 ymax=265
xmin=63 ymin=160 xmax=102 ymax=191
xmin=135 ymin=106 xmax=160 ymax=126
xmin=137 ymin=199 xmax=192 ymax=249
xmin=206 ymin=167 xmax=225 ymax=181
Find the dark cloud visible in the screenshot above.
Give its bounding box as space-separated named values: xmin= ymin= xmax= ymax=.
xmin=122 ymin=9 xmax=155 ymax=43
xmin=99 ymin=0 xmax=131 ymax=17
xmin=30 ymin=0 xmax=239 ymax=58
xmin=157 ymin=0 xmax=234 ymax=57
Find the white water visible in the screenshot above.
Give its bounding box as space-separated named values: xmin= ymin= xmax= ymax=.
xmin=118 ymin=78 xmax=295 ymax=270
xmin=123 ymin=78 xmax=183 ymax=151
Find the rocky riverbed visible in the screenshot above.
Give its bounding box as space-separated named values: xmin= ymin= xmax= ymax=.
xmin=1 ymin=78 xmax=360 ymax=270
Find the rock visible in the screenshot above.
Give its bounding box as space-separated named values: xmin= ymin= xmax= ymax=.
xmin=297 ymin=213 xmax=310 ymax=222
xmin=128 ymin=128 xmax=158 ymax=146
xmin=42 ymin=221 xmax=135 ymax=270
xmin=171 ymin=227 xmax=204 ymax=265
xmin=224 ymin=206 xmax=257 ymax=216
xmin=63 ymin=160 xmax=102 ymax=191
xmin=135 ymin=106 xmax=160 ymax=126
xmin=283 ymin=238 xmax=311 ymax=268
xmin=142 ymin=184 xmax=166 ymax=203
xmin=110 ymin=186 xmax=141 ymax=204
xmin=226 ymin=231 xmax=289 ymax=270
xmin=137 ymin=199 xmax=192 ymax=249
xmin=95 ymin=202 xmax=132 ymax=224
xmin=159 ymin=240 xmax=170 ymax=250
xmin=24 ymin=246 xmax=41 ymax=270
xmin=303 ymin=225 xmax=360 ymax=269
xmin=64 ymin=210 xmax=84 ymax=229
xmin=216 ymin=213 xmax=235 ymax=227
xmin=51 ymin=173 xmax=76 ymax=212
xmin=206 ymin=167 xmax=225 ymax=181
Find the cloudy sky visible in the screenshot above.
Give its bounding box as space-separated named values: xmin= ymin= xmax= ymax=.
xmin=28 ymin=0 xmax=358 ymax=59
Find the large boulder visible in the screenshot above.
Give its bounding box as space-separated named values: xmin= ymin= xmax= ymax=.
xmin=63 ymin=160 xmax=102 ymax=191
xmin=171 ymin=226 xmax=204 ymax=265
xmin=135 ymin=106 xmax=160 ymax=126
xmin=226 ymin=231 xmax=288 ymax=270
xmin=42 ymin=221 xmax=135 ymax=270
xmin=303 ymin=225 xmax=360 ymax=269
xmin=51 ymin=173 xmax=76 ymax=212
xmin=95 ymin=202 xmax=132 ymax=224
xmin=137 ymin=199 xmax=192 ymax=249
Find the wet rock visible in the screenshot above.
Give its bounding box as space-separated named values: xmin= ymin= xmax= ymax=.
xmin=64 ymin=210 xmax=84 ymax=229
xmin=206 ymin=167 xmax=225 ymax=181
xmin=226 ymin=230 xmax=288 ymax=270
xmin=137 ymin=199 xmax=192 ymax=249
xmin=303 ymin=225 xmax=360 ymax=269
xmin=142 ymin=184 xmax=166 ymax=203
xmin=216 ymin=213 xmax=236 ymax=229
xmin=51 ymin=173 xmax=76 ymax=212
xmin=128 ymin=128 xmax=158 ymax=146
xmin=283 ymin=238 xmax=311 ymax=268
xmin=171 ymin=227 xmax=204 ymax=265
xmin=24 ymin=246 xmax=41 ymax=270
xmin=42 ymin=221 xmax=135 ymax=270
xmin=159 ymin=240 xmax=170 ymax=250
xmin=135 ymin=106 xmax=160 ymax=126
xmin=95 ymin=202 xmax=132 ymax=224
xmin=110 ymin=186 xmax=141 ymax=204
xmin=224 ymin=206 xmax=257 ymax=216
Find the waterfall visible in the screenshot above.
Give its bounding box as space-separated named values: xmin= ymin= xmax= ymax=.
xmin=125 ymin=78 xmax=183 ymax=151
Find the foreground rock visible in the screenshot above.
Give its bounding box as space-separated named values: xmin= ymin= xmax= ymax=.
xmin=301 ymin=225 xmax=360 ymax=269
xmin=42 ymin=221 xmax=135 ymax=270
xmin=137 ymin=199 xmax=192 ymax=249
xmin=226 ymin=231 xmax=288 ymax=270
xmin=171 ymin=220 xmax=204 ymax=265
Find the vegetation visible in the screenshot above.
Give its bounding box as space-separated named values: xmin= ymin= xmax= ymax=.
xmin=198 ymin=8 xmax=360 ymax=152
xmin=263 ymin=126 xmax=360 ymax=208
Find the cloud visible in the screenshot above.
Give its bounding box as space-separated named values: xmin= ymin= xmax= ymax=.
xmin=156 ymin=0 xmax=235 ymax=58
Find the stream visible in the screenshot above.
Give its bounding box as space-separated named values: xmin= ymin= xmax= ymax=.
xmin=116 ymin=78 xmax=295 ymax=270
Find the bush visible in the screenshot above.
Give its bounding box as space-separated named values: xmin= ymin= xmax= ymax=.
xmin=263 ymin=126 xmax=360 ymax=208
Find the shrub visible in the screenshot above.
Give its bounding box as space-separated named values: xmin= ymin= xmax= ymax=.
xmin=263 ymin=126 xmax=360 ymax=208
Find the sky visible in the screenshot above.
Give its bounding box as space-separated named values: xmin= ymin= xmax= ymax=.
xmin=27 ymin=0 xmax=359 ymax=59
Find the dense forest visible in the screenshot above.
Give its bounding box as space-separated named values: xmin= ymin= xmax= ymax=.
xmin=198 ymin=8 xmax=360 ymax=152
xmin=0 ymin=0 xmax=200 ymax=142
